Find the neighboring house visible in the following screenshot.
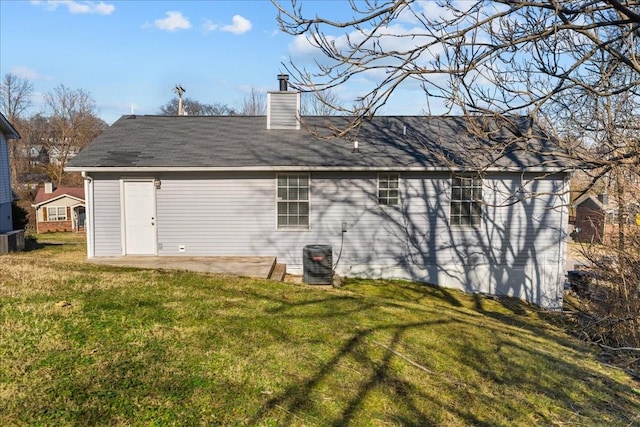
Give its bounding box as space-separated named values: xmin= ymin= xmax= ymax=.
xmin=28 ymin=145 xmax=49 ymax=166
xmin=573 ymin=192 xmax=640 ymax=244
xmin=0 ymin=112 xmax=24 ymax=252
xmin=66 ymin=75 xmax=570 ymax=309
xmin=573 ymin=194 xmax=605 ymax=244
xmin=32 ymin=183 xmax=85 ymax=233
xmin=21 ymin=144 xmax=81 ymax=167
xmin=48 ymin=145 xmax=80 ymax=166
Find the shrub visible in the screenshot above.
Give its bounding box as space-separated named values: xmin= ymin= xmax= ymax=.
xmin=11 ymin=201 xmax=28 ymax=230
xmin=568 ymin=237 xmax=640 ymax=377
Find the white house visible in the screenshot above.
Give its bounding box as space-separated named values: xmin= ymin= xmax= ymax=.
xmin=66 ymin=75 xmax=570 ymax=309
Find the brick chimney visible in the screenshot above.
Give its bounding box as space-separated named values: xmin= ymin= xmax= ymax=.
xmin=267 ymin=74 xmax=300 ymax=130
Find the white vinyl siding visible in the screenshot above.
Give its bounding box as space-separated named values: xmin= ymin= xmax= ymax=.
xmin=86 ymin=171 xmax=568 ymax=309
xmin=46 ymin=206 xmax=67 ymax=221
xmin=277 ymin=174 xmax=309 ymax=230
xmin=267 ymin=92 xmax=300 ymax=130
xmin=155 ymin=173 xmax=273 ymax=255
xmin=92 ymin=177 xmax=122 ymax=256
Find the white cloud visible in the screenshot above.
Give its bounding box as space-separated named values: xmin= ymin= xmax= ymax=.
xmin=10 ymin=66 xmax=44 ymax=80
xmin=154 ymin=11 xmax=191 ymax=32
xmin=289 ymin=23 xmax=446 ymax=67
xmin=289 ymin=34 xmax=336 ymax=57
xmin=412 ymin=1 xmax=460 ymax=24
xmin=287 ymin=22 xmax=452 ymax=107
xmin=29 ymin=0 xmax=115 ymax=15
xmin=201 ymin=19 xmax=218 ymax=33
xmin=220 ymin=15 xmax=252 ymax=35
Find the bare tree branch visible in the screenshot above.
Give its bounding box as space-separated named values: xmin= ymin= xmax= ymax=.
xmin=0 ymin=73 xmax=33 ymax=122
xmin=239 ymin=88 xmax=267 ymax=116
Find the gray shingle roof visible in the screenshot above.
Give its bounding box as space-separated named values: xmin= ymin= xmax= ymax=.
xmin=66 ymin=115 xmax=568 ymax=171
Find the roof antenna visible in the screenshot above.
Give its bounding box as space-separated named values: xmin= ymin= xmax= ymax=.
xmin=174 ymin=84 xmax=186 ymax=116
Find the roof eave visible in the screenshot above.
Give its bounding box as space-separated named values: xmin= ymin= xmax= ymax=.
xmin=66 ymin=165 xmax=569 ymax=174
xmin=572 ymin=194 xmax=604 ymax=209
xmin=0 ymin=113 xmax=20 ymax=140
xmin=32 ymin=194 xmax=86 ymax=208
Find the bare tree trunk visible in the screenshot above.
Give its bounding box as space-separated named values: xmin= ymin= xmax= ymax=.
xmin=616 ymin=171 xmax=625 ymax=252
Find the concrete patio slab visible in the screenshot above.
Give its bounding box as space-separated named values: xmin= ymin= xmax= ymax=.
xmin=87 ymin=256 xmax=277 ymax=279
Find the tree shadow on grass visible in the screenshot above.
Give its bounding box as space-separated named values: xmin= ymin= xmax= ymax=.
xmin=470 ymin=292 xmax=592 ymax=354
xmin=342 ymin=278 xmax=464 ymax=308
xmin=245 ymin=282 xmax=640 ymax=426
xmin=249 ymin=319 xmax=476 ymax=426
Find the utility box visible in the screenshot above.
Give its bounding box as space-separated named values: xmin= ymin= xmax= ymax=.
xmin=303 ymin=244 xmax=332 ymax=285
xmin=0 ymin=230 xmax=25 ymax=253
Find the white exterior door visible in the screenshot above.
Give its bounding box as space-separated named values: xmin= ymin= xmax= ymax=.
xmin=122 ymin=180 xmax=157 ymax=255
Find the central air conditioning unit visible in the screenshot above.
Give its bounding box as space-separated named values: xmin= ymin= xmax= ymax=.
xmin=303 ymin=244 xmax=332 ymax=285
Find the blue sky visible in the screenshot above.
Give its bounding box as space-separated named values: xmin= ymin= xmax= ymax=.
xmin=0 ymin=0 xmax=433 ymax=124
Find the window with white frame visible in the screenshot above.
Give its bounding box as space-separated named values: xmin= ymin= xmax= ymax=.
xmin=277 ymin=174 xmax=309 ymax=229
xmin=378 ymin=173 xmax=399 ymax=205
xmin=450 ymin=175 xmax=482 ymax=226
xmin=46 ymin=206 xmax=67 ymax=221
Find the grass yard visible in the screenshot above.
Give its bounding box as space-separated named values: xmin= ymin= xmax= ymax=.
xmin=1 ymin=236 xmax=639 ymax=426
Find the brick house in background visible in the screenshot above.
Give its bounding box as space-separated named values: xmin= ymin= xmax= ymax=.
xmin=32 ymin=183 xmax=85 ymax=233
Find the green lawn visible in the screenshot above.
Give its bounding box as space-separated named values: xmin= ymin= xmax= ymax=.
xmin=1 ymin=236 xmax=638 ymax=426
